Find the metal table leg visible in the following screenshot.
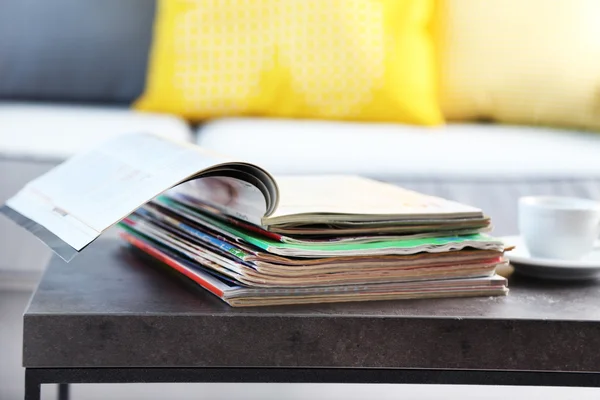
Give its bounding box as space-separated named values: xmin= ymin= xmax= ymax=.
xmin=58 ymin=383 xmax=70 ymax=400
xmin=24 ymin=369 xmax=40 ymax=400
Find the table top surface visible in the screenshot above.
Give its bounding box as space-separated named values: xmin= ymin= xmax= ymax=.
xmin=22 ymin=238 xmax=600 ymax=371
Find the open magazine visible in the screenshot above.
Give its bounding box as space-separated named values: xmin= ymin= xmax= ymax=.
xmin=1 ymin=133 xmax=508 ymax=306
xmin=1 ymin=133 xmax=491 ymax=261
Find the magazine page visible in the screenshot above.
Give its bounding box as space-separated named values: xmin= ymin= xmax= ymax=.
xmin=0 ymin=133 xmax=277 ymax=260
xmin=267 ymin=175 xmax=484 ymax=224
xmin=166 ymin=175 xmax=486 ymax=228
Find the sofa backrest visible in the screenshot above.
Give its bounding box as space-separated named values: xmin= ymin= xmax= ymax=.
xmin=0 ymin=0 xmax=156 ymax=105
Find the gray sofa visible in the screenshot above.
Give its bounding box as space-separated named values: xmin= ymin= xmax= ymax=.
xmin=3 ymin=0 xmax=600 ymax=278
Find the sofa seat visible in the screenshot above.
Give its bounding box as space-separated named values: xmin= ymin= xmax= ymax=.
xmin=197 ymin=118 xmax=600 ymax=235
xmin=0 ymin=103 xmax=193 ymax=274
xmin=0 ymin=103 xmax=193 ymax=160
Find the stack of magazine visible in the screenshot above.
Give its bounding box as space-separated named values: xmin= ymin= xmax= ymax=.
xmin=118 ymin=177 xmax=509 ymax=307
xmin=1 ymin=133 xmax=509 ymax=307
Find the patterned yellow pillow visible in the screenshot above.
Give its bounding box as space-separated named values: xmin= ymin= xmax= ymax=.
xmin=135 ymin=0 xmax=442 ymax=125
xmin=436 ymin=0 xmax=600 ymax=131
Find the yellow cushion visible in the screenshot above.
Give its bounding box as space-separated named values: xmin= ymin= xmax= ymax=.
xmin=135 ymin=0 xmax=442 ymax=125
xmin=437 ymin=0 xmax=600 ymax=131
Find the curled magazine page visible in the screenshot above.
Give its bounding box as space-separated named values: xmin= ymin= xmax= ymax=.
xmin=168 ymin=176 xmax=268 ymax=226
xmin=0 ymin=133 xmax=277 ymax=260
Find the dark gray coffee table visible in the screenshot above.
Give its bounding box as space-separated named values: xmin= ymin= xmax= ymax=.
xmin=23 ymin=239 xmax=600 ymax=400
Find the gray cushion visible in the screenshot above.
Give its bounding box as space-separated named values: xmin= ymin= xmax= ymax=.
xmin=0 ymin=102 xmax=194 ymax=160
xmin=0 ymin=0 xmax=156 ymax=104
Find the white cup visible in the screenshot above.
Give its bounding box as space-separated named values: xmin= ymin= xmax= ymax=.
xmin=518 ymin=196 xmax=600 ymax=260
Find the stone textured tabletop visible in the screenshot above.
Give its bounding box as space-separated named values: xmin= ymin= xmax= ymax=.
xmin=23 ymin=239 xmax=600 ymax=372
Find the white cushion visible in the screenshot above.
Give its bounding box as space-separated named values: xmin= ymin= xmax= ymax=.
xmin=0 ymin=103 xmax=193 ymax=159
xmin=197 ymin=117 xmax=600 ymax=179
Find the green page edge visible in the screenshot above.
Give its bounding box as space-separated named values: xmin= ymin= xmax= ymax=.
xmin=155 ymin=196 xmax=500 ymax=253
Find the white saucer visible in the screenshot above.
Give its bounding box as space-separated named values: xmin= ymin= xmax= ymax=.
xmin=501 ymin=235 xmax=600 ymax=280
